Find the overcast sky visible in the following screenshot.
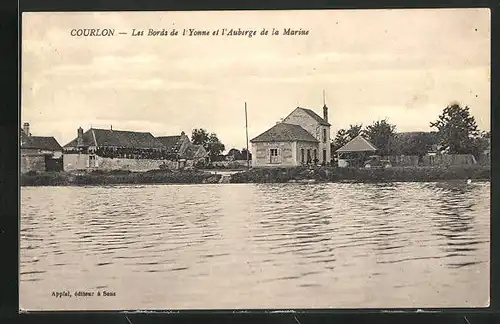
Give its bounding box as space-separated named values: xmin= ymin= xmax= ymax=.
xmin=21 ymin=9 xmax=490 ymax=151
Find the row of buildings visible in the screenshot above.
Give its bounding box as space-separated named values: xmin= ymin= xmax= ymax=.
xmin=21 ymin=101 xmax=490 ymax=173
xmin=249 ymin=103 xmax=490 ymax=168
xmin=20 ymin=123 xmax=209 ymax=173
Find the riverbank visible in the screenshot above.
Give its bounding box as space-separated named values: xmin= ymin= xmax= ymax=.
xmin=20 ymin=169 xmax=222 ymax=186
xmin=229 ymin=165 xmax=491 ymax=183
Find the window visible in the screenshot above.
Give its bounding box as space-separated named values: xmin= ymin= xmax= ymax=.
xmin=323 ymin=149 xmax=327 ymax=162
xmin=323 ymin=129 xmax=327 ymax=143
xmin=301 ymin=149 xmax=305 ymax=164
xmin=307 ymin=149 xmax=311 ymax=164
xmin=270 ymin=148 xmax=280 ymax=164
xmin=313 ymin=149 xmax=317 ymax=162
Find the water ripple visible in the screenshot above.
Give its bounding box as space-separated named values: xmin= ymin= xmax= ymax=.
xmin=20 ymin=181 xmax=490 ymax=309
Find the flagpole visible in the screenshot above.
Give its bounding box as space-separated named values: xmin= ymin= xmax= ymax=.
xmin=245 ymin=102 xmax=250 ymax=169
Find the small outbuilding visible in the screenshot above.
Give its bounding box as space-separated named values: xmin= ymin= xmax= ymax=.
xmin=335 ymin=135 xmax=377 ymax=168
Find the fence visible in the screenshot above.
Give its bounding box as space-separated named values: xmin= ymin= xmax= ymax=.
xmin=380 ymin=154 xmax=478 ymax=167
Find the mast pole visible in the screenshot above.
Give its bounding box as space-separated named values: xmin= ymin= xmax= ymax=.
xmin=245 ymin=102 xmax=250 ymax=169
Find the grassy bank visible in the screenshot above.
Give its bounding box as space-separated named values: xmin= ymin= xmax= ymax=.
xmin=229 ymin=165 xmax=491 ymax=184
xmin=20 ymin=169 xmax=222 ymax=186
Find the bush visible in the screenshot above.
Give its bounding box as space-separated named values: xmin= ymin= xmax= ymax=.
xmin=229 ymin=165 xmax=491 ymax=183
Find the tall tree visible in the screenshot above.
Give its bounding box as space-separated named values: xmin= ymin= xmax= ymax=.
xmin=207 ymin=133 xmax=225 ymax=161
xmin=191 ymin=128 xmax=226 ymax=161
xmin=346 ymin=124 xmax=363 ymax=140
xmin=364 ymin=119 xmax=397 ymax=156
xmin=430 ymin=103 xmax=480 ymax=154
xmin=331 ymin=129 xmax=349 ymax=152
xmin=191 ymin=128 xmax=210 ymax=146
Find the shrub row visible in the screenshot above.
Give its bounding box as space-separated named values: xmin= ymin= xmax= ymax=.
xmin=229 ymin=166 xmax=491 ymax=183
xmin=20 ymin=170 xmax=222 ymax=186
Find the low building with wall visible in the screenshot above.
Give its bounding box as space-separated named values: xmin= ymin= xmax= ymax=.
xmin=20 ymin=122 xmax=64 ymax=173
xmin=63 ymin=126 xmax=209 ymax=172
xmin=63 ymin=153 xmax=177 ymax=172
xmin=251 ymin=123 xmax=320 ymax=168
xmin=250 ymin=105 xmax=331 ymax=168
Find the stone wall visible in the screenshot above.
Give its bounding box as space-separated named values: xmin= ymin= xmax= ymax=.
xmin=63 ymin=153 xmax=90 ymax=171
xmin=296 ymin=141 xmax=321 ymax=165
xmin=252 ymin=141 xmax=297 ymax=167
xmin=21 ymin=155 xmax=46 ymax=173
xmin=211 ymin=160 xmax=252 ymax=168
xmin=283 ymin=109 xmax=331 ymax=163
xmin=96 ymin=156 xmax=173 ymax=172
xmin=64 ymin=153 xmax=178 ymax=172
xmin=421 ymin=154 xmax=476 ymax=166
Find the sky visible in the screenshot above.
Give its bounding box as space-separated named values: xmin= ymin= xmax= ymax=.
xmin=21 ymin=9 xmax=490 ymax=151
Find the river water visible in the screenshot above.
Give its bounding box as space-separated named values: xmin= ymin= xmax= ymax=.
xmin=20 ymin=181 xmax=490 ymax=310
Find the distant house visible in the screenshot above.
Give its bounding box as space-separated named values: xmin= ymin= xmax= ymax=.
xmin=250 ymin=105 xmax=331 ymax=168
xmin=20 ymin=122 xmax=63 ymax=173
xmin=335 ymin=135 xmax=377 ymax=168
xmin=156 ymin=131 xmax=208 ymax=168
xmin=63 ymin=126 xmax=167 ymax=172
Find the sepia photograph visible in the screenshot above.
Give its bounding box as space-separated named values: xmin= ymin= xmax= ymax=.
xmin=20 ymin=9 xmax=490 ymax=311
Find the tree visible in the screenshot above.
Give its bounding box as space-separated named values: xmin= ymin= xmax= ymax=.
xmin=331 ymin=129 xmax=349 ymax=152
xmin=364 ymin=119 xmax=397 ymax=156
xmin=346 ymin=124 xmax=363 ymax=140
xmin=207 ymin=133 xmax=225 ymax=161
xmin=331 ymin=124 xmax=363 ymax=153
xmin=430 ymin=103 xmax=480 ymax=154
xmin=227 ymin=148 xmax=243 ymax=160
xmin=394 ymin=132 xmax=437 ymax=158
xmin=241 ymin=148 xmax=252 ymax=161
xmin=191 ymin=128 xmax=226 ymax=161
xmin=191 ymin=128 xmax=210 ymax=146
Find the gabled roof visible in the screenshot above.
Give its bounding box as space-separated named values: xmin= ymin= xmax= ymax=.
xmin=336 ymin=135 xmax=377 ymax=153
xmin=156 ymin=135 xmax=182 ymax=152
xmin=285 ymin=107 xmax=330 ymax=126
xmin=181 ymin=144 xmax=207 ymax=159
xmin=250 ymin=123 xmax=319 ymax=143
xmin=64 ymin=128 xmax=165 ymax=149
xmin=21 ymin=136 xmax=62 ymax=151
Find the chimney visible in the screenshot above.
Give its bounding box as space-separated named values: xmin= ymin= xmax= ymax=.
xmin=323 ymin=104 xmax=328 ymax=123
xmin=23 ymin=122 xmax=30 ymax=136
xmin=77 ymin=127 xmax=84 ymax=146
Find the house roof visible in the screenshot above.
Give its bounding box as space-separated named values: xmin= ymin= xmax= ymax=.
xmin=182 ymin=144 xmax=207 ymax=159
xmin=21 ymin=136 xmax=62 ymax=151
xmin=336 ymin=135 xmax=377 ymax=153
xmin=250 ymin=123 xmax=319 ymax=143
xmin=64 ymin=128 xmax=165 ymax=149
xmin=287 ymin=107 xmax=330 ymax=126
xmin=156 ymin=135 xmax=182 ymax=152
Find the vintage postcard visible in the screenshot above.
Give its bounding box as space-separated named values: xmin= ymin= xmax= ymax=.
xmin=20 ymin=9 xmax=490 ymax=311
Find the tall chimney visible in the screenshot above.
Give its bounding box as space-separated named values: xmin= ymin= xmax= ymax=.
xmin=23 ymin=122 xmax=30 ymax=136
xmin=77 ymin=127 xmax=84 ymax=146
xmin=323 ymin=104 xmax=328 ymax=123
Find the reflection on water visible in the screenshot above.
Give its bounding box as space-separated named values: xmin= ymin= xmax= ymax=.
xmin=20 ymin=181 xmax=490 ymax=310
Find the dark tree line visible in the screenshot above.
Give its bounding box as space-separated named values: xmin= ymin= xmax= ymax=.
xmin=331 ymin=103 xmax=489 ymax=159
